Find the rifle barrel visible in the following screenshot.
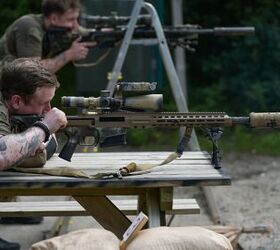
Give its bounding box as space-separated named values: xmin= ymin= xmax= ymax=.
xmin=85 ymin=26 xmax=255 ymax=40
xmin=231 ymin=117 xmax=250 ymax=125
xmin=205 ymin=27 xmax=255 ymax=36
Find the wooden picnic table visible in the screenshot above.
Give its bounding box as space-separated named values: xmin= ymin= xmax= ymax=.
xmin=0 ymin=151 xmax=231 ymax=239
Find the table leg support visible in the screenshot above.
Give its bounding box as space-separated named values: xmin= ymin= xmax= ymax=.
xmin=146 ymin=189 xmax=165 ymax=227
xmin=73 ymin=195 xmax=131 ymax=239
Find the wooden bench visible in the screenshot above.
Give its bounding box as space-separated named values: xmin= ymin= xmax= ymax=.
xmin=0 ymin=151 xmax=230 ymax=238
xmin=0 ymin=198 xmax=200 ymax=217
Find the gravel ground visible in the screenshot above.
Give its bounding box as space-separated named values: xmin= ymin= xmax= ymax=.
xmin=1 ymin=152 xmax=279 ymax=250
xmin=172 ymin=153 xmax=280 ymax=250
xmin=215 ymin=153 xmax=280 ymax=250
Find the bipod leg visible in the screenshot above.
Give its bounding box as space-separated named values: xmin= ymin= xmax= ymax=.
xmin=205 ymin=128 xmax=223 ymax=169
xmin=176 ymin=127 xmax=193 ymax=156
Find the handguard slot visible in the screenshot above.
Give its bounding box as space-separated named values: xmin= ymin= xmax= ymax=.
xmin=99 ymin=117 xmax=125 ymax=122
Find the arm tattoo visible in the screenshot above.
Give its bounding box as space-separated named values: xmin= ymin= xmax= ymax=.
xmin=0 ymin=141 xmax=7 ymax=151
xmin=0 ymin=127 xmax=44 ymax=170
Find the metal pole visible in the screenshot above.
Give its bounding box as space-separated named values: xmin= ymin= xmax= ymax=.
xmin=170 ymin=0 xmax=223 ymax=225
xmin=144 ymin=2 xmax=200 ymax=150
xmin=106 ymin=0 xmax=144 ymax=93
xmin=171 ymin=0 xmax=187 ymax=96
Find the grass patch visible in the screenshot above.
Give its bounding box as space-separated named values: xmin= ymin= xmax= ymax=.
xmin=127 ymin=127 xmax=280 ymax=155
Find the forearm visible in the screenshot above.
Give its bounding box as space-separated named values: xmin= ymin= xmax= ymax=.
xmin=40 ymin=50 xmax=72 ymax=74
xmin=0 ymin=127 xmax=45 ymax=171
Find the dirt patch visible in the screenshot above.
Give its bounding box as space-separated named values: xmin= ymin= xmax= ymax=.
xmin=173 ymin=153 xmax=280 ymax=250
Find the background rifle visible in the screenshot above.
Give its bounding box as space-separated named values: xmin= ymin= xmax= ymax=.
xmin=42 ymin=16 xmax=255 ymax=58
xmin=10 ymin=82 xmax=280 ymax=166
xmin=80 ymin=13 xmax=154 ymax=28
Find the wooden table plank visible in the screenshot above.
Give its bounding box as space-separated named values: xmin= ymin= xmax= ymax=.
xmin=0 ymin=199 xmax=200 ymax=216
xmin=0 ymin=152 xmax=231 ymax=191
xmin=0 ymin=151 xmax=230 ymax=237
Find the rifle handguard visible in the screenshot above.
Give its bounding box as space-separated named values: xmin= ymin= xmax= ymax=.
xmin=250 ymin=112 xmax=280 ymax=128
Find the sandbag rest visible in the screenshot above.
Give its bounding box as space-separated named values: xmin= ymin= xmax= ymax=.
xmin=31 ymin=227 xmax=233 ymax=250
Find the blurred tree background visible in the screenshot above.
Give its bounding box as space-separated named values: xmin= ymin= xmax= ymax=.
xmin=182 ymin=1 xmax=280 ymax=114
xmin=1 ymin=0 xmax=280 ymax=154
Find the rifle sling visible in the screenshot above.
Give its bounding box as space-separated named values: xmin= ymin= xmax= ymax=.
xmin=12 ymin=127 xmax=191 ymax=178
xmin=12 ymin=152 xmax=180 ymax=179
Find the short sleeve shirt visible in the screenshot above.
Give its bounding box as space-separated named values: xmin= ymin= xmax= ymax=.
xmin=0 ymin=14 xmax=44 ymax=65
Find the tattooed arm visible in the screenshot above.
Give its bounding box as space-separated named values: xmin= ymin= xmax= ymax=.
xmin=0 ymin=127 xmax=45 ymax=170
xmin=41 ymin=37 xmax=94 ymax=73
xmin=0 ymin=108 xmax=67 ymax=171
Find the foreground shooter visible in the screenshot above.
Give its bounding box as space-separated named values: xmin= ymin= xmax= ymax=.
xmin=0 ymin=58 xmax=67 ymax=170
xmin=0 ymin=58 xmax=67 ymax=250
xmin=11 ymin=81 xmax=280 ymax=170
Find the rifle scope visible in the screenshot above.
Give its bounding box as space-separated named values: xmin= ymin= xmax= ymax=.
xmin=61 ymin=94 xmax=163 ymax=111
xmin=82 ymin=14 xmax=152 ymax=27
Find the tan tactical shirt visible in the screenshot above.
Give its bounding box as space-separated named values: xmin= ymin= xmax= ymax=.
xmin=0 ymin=14 xmax=44 ymax=69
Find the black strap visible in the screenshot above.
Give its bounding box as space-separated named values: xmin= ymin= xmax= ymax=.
xmin=33 ymin=121 xmax=50 ymax=143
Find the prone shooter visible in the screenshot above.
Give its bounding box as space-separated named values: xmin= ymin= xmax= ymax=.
xmin=11 ymin=82 xmax=280 ymax=170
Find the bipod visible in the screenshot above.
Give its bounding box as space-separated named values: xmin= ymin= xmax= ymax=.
xmin=205 ymin=128 xmax=223 ymax=169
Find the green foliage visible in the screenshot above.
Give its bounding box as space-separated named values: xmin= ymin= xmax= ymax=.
xmin=0 ymin=1 xmax=41 ymax=34
xmin=1 ymin=1 xmax=280 ymax=154
xmin=184 ymin=1 xmax=280 ymax=115
xmin=130 ymin=127 xmax=280 ymax=156
xmin=135 ymin=0 xmax=280 ymax=154
xmin=199 ymin=127 xmax=280 ymax=156
xmin=53 ymin=65 xmax=77 ymax=109
xmin=127 ymin=128 xmax=178 ymax=150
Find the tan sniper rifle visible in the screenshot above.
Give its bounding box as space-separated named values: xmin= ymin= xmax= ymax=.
xmin=59 ymin=82 xmax=280 ymax=167
xmin=11 ymin=82 xmax=280 ymax=168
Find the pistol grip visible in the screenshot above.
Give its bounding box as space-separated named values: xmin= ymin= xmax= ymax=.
xmin=58 ymin=141 xmax=78 ymax=162
xmin=58 ymin=128 xmax=80 ymax=162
